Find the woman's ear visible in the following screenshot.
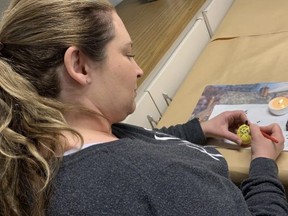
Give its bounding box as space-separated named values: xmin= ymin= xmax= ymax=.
xmin=63 ymin=46 xmax=90 ymax=86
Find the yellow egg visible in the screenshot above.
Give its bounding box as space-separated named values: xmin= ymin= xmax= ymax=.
xmin=237 ymin=124 xmax=251 ymax=145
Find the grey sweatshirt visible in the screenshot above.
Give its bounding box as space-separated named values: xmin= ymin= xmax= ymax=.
xmin=47 ymin=119 xmax=288 ymax=215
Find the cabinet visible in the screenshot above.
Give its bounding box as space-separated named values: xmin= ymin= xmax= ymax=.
xmin=202 ymin=0 xmax=234 ymax=37
xmin=122 ymin=92 xmax=161 ymax=129
xmin=146 ymin=17 xmax=210 ymax=116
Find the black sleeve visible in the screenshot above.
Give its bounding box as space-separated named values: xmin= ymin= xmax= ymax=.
xmin=156 ymin=118 xmax=206 ymax=145
xmin=240 ymin=157 xmax=288 ymax=215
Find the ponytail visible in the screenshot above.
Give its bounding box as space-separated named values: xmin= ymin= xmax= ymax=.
xmin=0 ymin=59 xmax=81 ymax=216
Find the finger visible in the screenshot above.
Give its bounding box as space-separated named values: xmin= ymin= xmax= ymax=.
xmin=225 ymin=131 xmax=242 ymax=145
xmin=230 ymin=110 xmax=247 ymax=124
xmin=260 ymin=124 xmax=284 ymax=140
xmin=258 ymin=124 xmax=274 ymax=134
xmin=249 ymin=123 xmax=261 ymax=136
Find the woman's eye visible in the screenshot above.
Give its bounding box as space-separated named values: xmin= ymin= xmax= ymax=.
xmin=127 ymin=54 xmax=135 ymax=59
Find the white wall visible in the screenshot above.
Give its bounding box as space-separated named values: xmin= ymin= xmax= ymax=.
xmin=108 ymin=0 xmax=123 ymax=6
xmin=0 ymin=0 xmax=10 ymax=17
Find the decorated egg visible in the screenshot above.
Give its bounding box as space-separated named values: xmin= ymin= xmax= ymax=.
xmin=237 ymin=124 xmax=251 ymax=145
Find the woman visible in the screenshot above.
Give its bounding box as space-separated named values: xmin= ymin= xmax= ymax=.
xmin=0 ymin=0 xmax=287 ymax=215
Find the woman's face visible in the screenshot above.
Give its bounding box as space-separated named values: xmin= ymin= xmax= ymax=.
xmin=87 ymin=11 xmax=143 ymax=124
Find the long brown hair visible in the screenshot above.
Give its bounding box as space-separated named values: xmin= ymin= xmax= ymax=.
xmin=0 ymin=0 xmax=115 ymax=215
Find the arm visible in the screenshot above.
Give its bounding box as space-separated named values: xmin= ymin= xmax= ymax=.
xmin=157 ymin=110 xmax=247 ymax=145
xmin=156 ymin=118 xmax=206 ymax=145
xmin=241 ymin=123 xmax=288 ymax=215
xmin=240 ymin=158 xmax=288 ymax=215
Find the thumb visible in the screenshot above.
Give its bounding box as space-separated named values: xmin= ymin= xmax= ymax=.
xmin=224 ymin=131 xmax=242 ymax=145
xmin=249 ymin=123 xmax=262 ymax=137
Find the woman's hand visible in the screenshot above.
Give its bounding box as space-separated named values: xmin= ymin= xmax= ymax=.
xmin=249 ymin=123 xmax=284 ymax=160
xmin=200 ymin=110 xmax=247 ymax=145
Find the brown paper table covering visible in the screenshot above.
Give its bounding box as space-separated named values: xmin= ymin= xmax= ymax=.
xmin=157 ymin=1 xmax=288 ymax=186
xmin=158 ymin=32 xmax=288 ymax=127
xmin=213 ymin=0 xmax=288 ymax=39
